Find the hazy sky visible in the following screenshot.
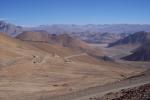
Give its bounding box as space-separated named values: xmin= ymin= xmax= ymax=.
xmin=0 ymin=0 xmax=150 ymax=26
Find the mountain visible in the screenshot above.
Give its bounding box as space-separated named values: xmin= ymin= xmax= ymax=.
xmin=84 ymin=32 xmax=127 ymax=43
xmin=16 ymin=31 xmax=51 ymax=42
xmin=16 ymin=31 xmax=91 ymax=51
xmin=49 ymin=34 xmax=85 ymax=47
xmin=0 ymin=20 xmax=23 ymax=36
xmin=108 ymin=31 xmax=150 ymax=47
xmin=122 ymin=42 xmax=150 ymax=61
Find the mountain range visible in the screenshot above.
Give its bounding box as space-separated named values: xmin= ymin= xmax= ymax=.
xmin=1 ymin=21 xmax=150 ymax=43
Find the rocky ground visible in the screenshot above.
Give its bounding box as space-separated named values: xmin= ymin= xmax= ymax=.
xmin=91 ymin=83 xmax=150 ymax=100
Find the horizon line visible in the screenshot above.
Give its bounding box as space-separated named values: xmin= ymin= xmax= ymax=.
xmin=1 ymin=20 xmax=150 ymax=27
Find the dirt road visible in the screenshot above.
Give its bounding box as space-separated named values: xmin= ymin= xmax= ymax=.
xmin=64 ymin=53 xmax=87 ymax=59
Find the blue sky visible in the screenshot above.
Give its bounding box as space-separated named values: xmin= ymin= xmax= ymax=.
xmin=0 ymin=0 xmax=150 ymax=26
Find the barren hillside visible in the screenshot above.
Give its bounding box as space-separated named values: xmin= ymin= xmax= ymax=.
xmin=0 ymin=32 xmax=146 ymax=100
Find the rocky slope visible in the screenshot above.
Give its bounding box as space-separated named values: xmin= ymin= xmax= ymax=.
xmin=99 ymin=83 xmax=150 ymax=100
xmin=122 ymin=42 xmax=150 ymax=61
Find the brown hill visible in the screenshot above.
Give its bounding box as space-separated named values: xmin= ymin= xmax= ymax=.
xmin=16 ymin=31 xmax=105 ymax=55
xmin=16 ymin=31 xmax=50 ymax=42
xmin=16 ymin=31 xmax=87 ymax=49
xmin=49 ymin=34 xmax=88 ymax=50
